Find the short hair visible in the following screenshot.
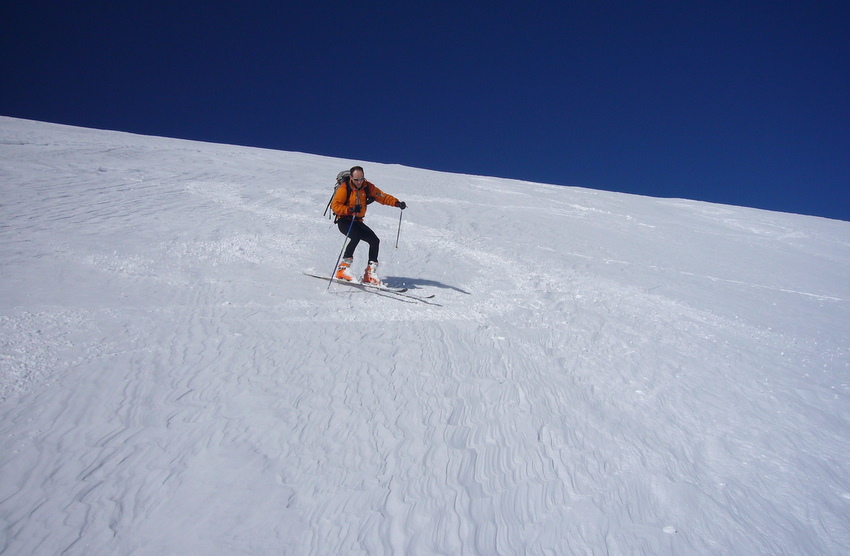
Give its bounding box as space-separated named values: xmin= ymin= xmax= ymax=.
xmin=349 ymin=165 xmax=364 ymax=176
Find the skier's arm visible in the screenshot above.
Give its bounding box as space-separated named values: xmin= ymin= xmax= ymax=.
xmin=368 ymin=184 xmax=401 ymax=208
xmin=330 ymin=186 xmax=353 ymax=216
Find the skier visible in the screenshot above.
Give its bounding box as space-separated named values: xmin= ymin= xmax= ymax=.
xmin=331 ymin=166 xmax=406 ymax=286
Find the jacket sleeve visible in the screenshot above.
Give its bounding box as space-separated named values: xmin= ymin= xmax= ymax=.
xmin=367 ymin=183 xmax=399 ymax=208
xmin=330 ymin=185 xmax=351 ymax=217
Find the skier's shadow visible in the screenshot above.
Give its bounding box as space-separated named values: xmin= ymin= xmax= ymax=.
xmin=385 ymin=276 xmax=471 ymax=295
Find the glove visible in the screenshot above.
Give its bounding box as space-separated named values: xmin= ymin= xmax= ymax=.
xmin=397 ymin=201 xmax=407 ymax=210
xmin=352 ymin=204 xmax=362 ymax=214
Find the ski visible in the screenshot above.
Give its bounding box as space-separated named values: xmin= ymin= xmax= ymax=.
xmin=303 ymin=272 xmax=408 ymax=293
xmin=304 ymin=272 xmax=439 ymax=304
xmin=347 ymin=279 xmax=437 ymax=301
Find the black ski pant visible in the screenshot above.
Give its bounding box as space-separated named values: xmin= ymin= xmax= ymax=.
xmin=337 ymin=218 xmax=380 ymax=262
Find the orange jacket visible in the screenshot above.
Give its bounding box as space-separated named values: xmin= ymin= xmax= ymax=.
xmin=331 ymin=179 xmax=399 ymax=221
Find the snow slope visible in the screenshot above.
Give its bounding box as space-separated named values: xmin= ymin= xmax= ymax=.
xmin=1 ymin=116 xmax=849 ymax=555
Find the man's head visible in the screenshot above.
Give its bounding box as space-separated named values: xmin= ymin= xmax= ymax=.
xmin=350 ymin=166 xmax=365 ymax=188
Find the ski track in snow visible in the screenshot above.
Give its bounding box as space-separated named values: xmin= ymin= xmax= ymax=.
xmin=1 ymin=118 xmax=850 ymax=554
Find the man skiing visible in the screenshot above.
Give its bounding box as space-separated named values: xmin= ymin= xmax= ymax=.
xmin=331 ymin=166 xmax=406 ymax=286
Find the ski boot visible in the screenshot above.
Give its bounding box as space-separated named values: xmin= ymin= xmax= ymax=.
xmin=362 ymin=261 xmax=382 ymax=286
xmin=335 ymin=257 xmax=356 ymax=282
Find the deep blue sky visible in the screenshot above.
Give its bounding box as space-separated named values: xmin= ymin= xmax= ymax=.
xmin=3 ymin=1 xmax=849 ymax=221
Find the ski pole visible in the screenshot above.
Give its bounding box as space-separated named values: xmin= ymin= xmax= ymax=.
xmin=328 ymin=216 xmax=356 ymax=290
xmin=323 ymin=189 xmax=335 ymax=218
xmin=395 ymin=209 xmax=403 ymax=248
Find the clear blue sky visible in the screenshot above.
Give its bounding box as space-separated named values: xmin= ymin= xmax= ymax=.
xmin=3 ymin=1 xmax=849 ymax=221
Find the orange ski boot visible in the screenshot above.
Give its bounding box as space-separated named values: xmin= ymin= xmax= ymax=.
xmin=335 ymin=257 xmax=356 ymax=282
xmin=362 ymin=261 xmax=382 ymax=286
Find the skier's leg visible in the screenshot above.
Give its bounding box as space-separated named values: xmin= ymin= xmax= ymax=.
xmin=338 ymin=218 xmax=361 ymax=259
xmin=358 ymin=223 xmax=381 ymax=262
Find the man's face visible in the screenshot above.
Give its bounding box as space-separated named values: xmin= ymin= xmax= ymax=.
xmin=351 ymin=170 xmax=365 ymax=188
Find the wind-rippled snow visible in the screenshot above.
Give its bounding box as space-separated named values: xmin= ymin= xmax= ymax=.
xmin=1 ymin=117 xmax=849 ymax=554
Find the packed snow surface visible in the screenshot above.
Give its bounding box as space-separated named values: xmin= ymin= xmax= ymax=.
xmin=1 ymin=117 xmax=849 ymax=555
